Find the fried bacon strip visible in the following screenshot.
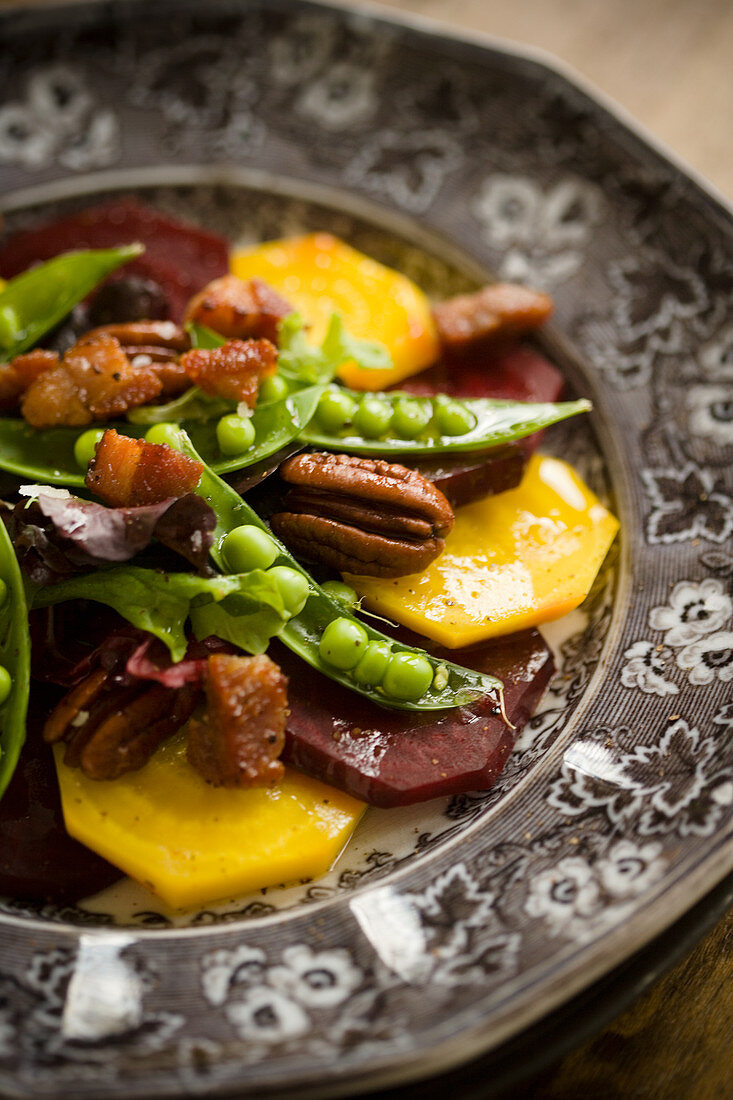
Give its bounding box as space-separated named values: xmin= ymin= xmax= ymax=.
xmin=184 ymin=275 xmax=293 ymax=344
xmin=180 ymin=337 xmax=277 ymax=406
xmin=21 ymin=334 xmax=163 ymax=428
xmin=187 ymin=654 xmax=288 ymax=788
xmin=86 ymin=428 xmax=203 ymax=507
xmin=433 ymin=283 xmax=554 ymax=354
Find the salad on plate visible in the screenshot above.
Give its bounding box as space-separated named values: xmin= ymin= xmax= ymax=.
xmin=0 ymin=199 xmax=618 ymax=914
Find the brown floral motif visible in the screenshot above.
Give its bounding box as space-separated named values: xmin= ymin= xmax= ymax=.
xmin=642 ymin=463 xmax=733 ymax=544
xmin=549 ymin=713 xmax=733 ymax=838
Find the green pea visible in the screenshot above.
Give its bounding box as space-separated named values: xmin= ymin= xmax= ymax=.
xmin=145 ymin=423 xmax=185 ymax=449
xmin=319 ymin=617 xmax=369 ymax=670
xmin=0 ymin=665 xmax=11 ymax=706
xmin=216 ymin=414 xmax=256 ymax=455
xmin=382 ymin=652 xmax=434 ymax=701
xmin=73 ymin=428 xmax=104 ymax=470
xmin=258 ymin=374 xmax=289 ymax=404
xmin=267 ymin=565 xmax=310 ymax=617
xmin=434 ymin=399 xmax=477 ymax=437
xmin=392 ymin=397 xmax=432 ymax=440
xmin=432 ymin=663 xmax=450 ymax=692
xmin=353 ymin=640 xmax=392 ymax=685
xmin=316 ymin=389 xmax=358 ymax=433
xmin=321 ymin=580 xmax=359 ymax=611
xmin=353 ymin=395 xmax=393 ymax=439
xmin=0 ymin=578 xmax=7 ymax=606
xmin=222 ymin=525 xmax=278 ymax=573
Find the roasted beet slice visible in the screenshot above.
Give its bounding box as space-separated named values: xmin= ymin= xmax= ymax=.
xmin=277 ymin=629 xmax=554 ymax=807
xmin=409 ymin=444 xmax=527 ymax=508
xmin=0 ymin=198 xmax=230 ymax=322
xmin=400 ymin=344 xmax=564 ymax=404
xmin=0 ymin=685 xmax=122 ymax=904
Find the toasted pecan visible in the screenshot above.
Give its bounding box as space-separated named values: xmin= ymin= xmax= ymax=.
xmin=433 ymin=283 xmax=553 ymax=353
xmin=187 ymin=654 xmax=288 ymax=788
xmin=270 ymin=452 xmax=454 ymax=577
xmin=42 ymin=668 xmax=199 ymax=780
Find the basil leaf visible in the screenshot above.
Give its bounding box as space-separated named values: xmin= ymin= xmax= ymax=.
xmin=30 ymin=566 xmax=288 ymax=662
xmin=277 ymin=312 xmax=391 ymax=384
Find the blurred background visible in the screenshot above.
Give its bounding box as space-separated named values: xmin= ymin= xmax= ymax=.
xmin=351 ymin=0 xmax=733 ymax=198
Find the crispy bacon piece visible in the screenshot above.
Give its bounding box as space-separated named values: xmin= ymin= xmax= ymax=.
xmin=180 ymin=337 xmax=277 ymax=406
xmin=21 ymin=334 xmax=163 ymax=428
xmin=433 ymin=283 xmax=554 ymax=354
xmin=86 ymin=428 xmax=203 ymax=507
xmin=184 ymin=275 xmax=293 ymax=344
xmin=0 ymin=349 xmax=60 ymax=411
xmin=187 ymin=654 xmax=288 ymax=788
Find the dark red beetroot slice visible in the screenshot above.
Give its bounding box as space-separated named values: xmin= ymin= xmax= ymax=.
xmin=0 ymin=199 xmax=230 ymax=322
xmin=400 ymin=344 xmax=564 ymax=405
xmin=409 ymin=443 xmax=526 ymax=508
xmin=276 ymin=629 xmax=554 ymax=807
xmin=0 ymin=685 xmax=122 ymax=904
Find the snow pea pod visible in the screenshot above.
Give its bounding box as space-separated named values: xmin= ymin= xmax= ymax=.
xmin=174 ymin=428 xmax=503 ymax=712
xmin=300 ymin=387 xmax=591 ymax=454
xmin=0 ymin=245 xmax=143 ymax=359
xmin=0 ymin=519 xmax=31 ymax=803
xmin=0 ymin=384 xmax=324 ymax=485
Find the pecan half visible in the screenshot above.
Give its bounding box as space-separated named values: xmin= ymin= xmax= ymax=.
xmin=78 ymin=321 xmax=191 ymax=396
xmin=270 ymin=452 xmax=454 ymax=577
xmin=43 ymin=668 xmax=199 ymax=781
xmin=433 ymin=283 xmax=553 ymax=354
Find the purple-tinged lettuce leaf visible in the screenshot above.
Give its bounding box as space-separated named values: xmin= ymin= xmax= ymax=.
xmin=5 ymin=488 xmax=215 ymax=583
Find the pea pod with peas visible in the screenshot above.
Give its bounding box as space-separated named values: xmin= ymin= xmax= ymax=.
xmin=301 ymin=384 xmax=591 ymax=454
xmin=0 ymin=520 xmax=31 ymax=801
xmin=157 ymin=425 xmax=503 ymax=712
xmin=0 ymin=245 xmax=143 ymax=359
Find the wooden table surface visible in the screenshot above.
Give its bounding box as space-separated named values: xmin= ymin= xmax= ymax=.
xmin=359 ymin=3 xmax=733 ymax=1097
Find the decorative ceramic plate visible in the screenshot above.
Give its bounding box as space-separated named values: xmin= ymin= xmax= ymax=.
xmin=0 ymin=1 xmax=732 ymax=1097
